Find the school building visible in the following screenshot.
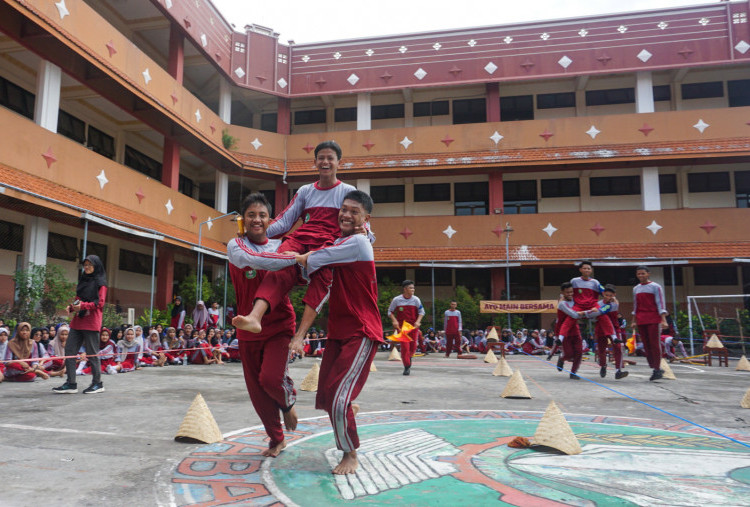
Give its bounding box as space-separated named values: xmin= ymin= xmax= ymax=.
xmin=0 ymin=0 xmax=748 ymax=322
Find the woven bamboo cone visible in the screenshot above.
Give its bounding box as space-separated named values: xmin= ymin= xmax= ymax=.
xmin=370 ymin=361 xmax=377 ymax=372
xmin=741 ymin=388 xmax=750 ymax=409
xmin=493 ymin=356 xmax=513 ymax=377
xmin=532 ymin=401 xmax=582 ymax=455
xmin=706 ymin=334 xmax=724 ymax=348
xmin=660 ymin=358 xmax=677 ymax=380
xmin=735 ymin=355 xmax=750 ymax=372
xmin=501 ymin=370 xmax=532 ymax=398
xmin=486 ymin=327 xmax=499 ymax=342
xmin=300 ymin=362 xmax=320 ymax=392
xmin=388 ymin=346 xmax=402 ymax=361
xmin=174 ymin=393 xmax=223 ymax=444
xmin=484 ymin=349 xmax=499 ymax=364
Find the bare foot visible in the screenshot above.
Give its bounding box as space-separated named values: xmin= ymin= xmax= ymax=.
xmin=36 ymin=370 xmax=50 ymax=380
xmin=351 ymin=403 xmax=360 ymax=418
xmin=232 ymin=315 xmax=262 ymax=333
xmin=261 ymin=440 xmax=286 ymax=457
xmin=333 ymin=450 xmax=358 ymax=474
xmin=283 ymin=406 xmax=298 ymax=431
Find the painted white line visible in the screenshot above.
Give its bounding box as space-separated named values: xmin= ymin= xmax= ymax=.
xmin=0 ymin=423 xmax=170 ymax=440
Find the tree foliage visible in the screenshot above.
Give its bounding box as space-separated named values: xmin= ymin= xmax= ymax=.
xmin=4 ymin=264 xmax=75 ymax=327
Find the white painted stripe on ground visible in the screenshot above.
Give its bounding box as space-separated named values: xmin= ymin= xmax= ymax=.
xmin=0 ymin=423 xmax=171 ymax=439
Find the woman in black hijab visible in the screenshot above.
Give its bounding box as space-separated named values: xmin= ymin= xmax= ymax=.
xmin=53 ymin=254 xmax=108 ymax=394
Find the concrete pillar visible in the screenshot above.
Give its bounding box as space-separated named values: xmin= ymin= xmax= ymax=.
xmin=641 ymin=167 xmax=661 ymax=211
xmin=219 ymin=79 xmax=232 ymax=123
xmin=276 ymin=98 xmax=291 ymax=135
xmin=489 ymin=172 xmax=504 ymax=214
xmin=162 ymin=139 xmax=180 ymax=190
xmin=635 ymin=71 xmax=654 ymax=114
xmin=356 ymin=179 xmax=371 ymax=194
xmin=356 ymin=93 xmax=371 ymax=131
xmin=325 ymin=105 xmax=335 ymax=132
xmin=215 ymin=172 xmax=228 ymax=213
xmin=168 ymin=24 xmax=184 ymax=84
xmin=155 ymin=244 xmax=174 ymax=310
xmin=486 ymin=83 xmax=500 ymax=122
xmin=114 ymin=130 xmax=126 ymax=164
xmin=404 ymin=101 xmax=414 ymax=127
xmin=22 ymin=216 xmax=49 ymax=267
xmin=274 ymin=180 xmax=288 ymax=216
xmin=580 ymin=173 xmax=591 ymax=212
xmin=34 ymin=60 xmax=61 ymax=133
xmin=491 ymin=268 xmax=505 ymax=300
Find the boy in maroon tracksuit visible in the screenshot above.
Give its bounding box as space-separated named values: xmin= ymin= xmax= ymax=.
xmin=388 ymin=281 xmax=425 ymax=375
xmin=556 ymin=282 xmax=586 ymax=379
xmin=632 ymin=265 xmax=668 ymax=381
xmin=443 ymin=301 xmax=463 ymax=358
xmin=291 ymin=190 xmax=383 ymax=475
xmin=227 ymin=193 xmax=299 ymax=457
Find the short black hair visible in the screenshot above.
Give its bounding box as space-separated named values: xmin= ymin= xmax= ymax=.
xmin=603 ymin=284 xmax=617 ymax=293
xmin=578 ymin=260 xmax=593 ymax=268
xmin=402 ymin=279 xmax=415 ymax=288
xmin=240 ymin=192 xmax=272 ymax=217
xmin=343 ymin=189 xmax=373 ymax=214
xmin=450 ymin=300 xmax=457 ymax=303
xmin=561 ymin=281 xmax=573 ymax=291
xmin=636 ymin=265 xmax=650 ymax=273
xmin=314 ymin=140 xmax=342 ymax=160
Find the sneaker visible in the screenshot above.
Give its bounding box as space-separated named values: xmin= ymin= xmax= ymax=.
xmin=599 ymin=366 xmax=607 ymax=378
xmin=83 ymin=382 xmax=105 ymax=394
xmin=546 ymin=352 xmax=553 ymax=361
xmin=649 ymin=369 xmax=664 ymax=381
xmin=569 ymin=373 xmax=580 ymax=380
xmin=615 ymin=370 xmax=629 ymax=380
xmin=52 ymin=382 xmax=78 ymax=394
xmin=403 ymin=366 xmax=411 ymax=376
xmin=556 ymin=356 xmax=564 ymax=372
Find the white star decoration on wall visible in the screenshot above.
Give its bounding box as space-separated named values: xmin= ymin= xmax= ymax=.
xmin=165 ymin=200 xmax=174 ymax=215
xmin=194 ymin=109 xmax=201 ymax=122
xmin=646 ymin=220 xmax=663 ymax=235
xmin=586 ymin=126 xmax=601 ymax=139
xmin=443 ymin=226 xmax=457 ymax=239
xmin=250 ymin=138 xmax=262 ymax=150
xmin=142 ymin=68 xmax=151 ymax=85
xmin=542 ymin=223 xmax=558 ymax=237
xmin=693 ymin=119 xmax=709 ymax=133
xmin=55 ymin=0 xmax=69 ymax=19
xmin=400 ymin=137 xmax=412 ymax=149
xmin=96 ymin=170 xmax=108 ymax=189
xmin=490 ymin=131 xmax=504 ymax=145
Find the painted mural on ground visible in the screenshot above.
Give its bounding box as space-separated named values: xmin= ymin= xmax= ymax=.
xmin=170 ymin=410 xmax=750 ymax=506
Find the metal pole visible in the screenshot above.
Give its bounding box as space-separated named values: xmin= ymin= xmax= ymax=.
xmin=223 ymin=260 xmax=229 ymax=328
xmin=431 ymin=263 xmax=436 ymax=329
xmin=505 ymin=226 xmax=511 ymax=330
xmin=82 ymin=218 xmax=89 ymax=260
xmin=149 ymin=238 xmax=156 ymax=327
xmin=688 ymin=297 xmax=694 ymax=355
xmin=197 ymin=223 xmax=203 ymax=303
xmin=670 ymin=261 xmax=678 ymax=334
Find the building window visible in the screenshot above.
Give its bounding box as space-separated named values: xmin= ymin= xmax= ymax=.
xmin=681 ymin=81 xmax=723 ymax=100
xmin=371 ymin=185 xmax=405 ymax=203
xmin=0 ymin=220 xmax=23 ymax=252
xmin=179 ymin=175 xmax=195 ymax=198
xmin=503 ymin=180 xmax=537 ymax=214
xmin=414 ymin=100 xmax=449 ymax=117
xmin=693 ymin=265 xmax=737 ymax=286
xmin=82 ymin=240 xmax=108 ymax=269
xmin=500 ymin=95 xmax=533 ymax=121
xmin=653 ymin=85 xmax=672 ymax=102
xmin=585 ymin=88 xmax=635 ymax=106
xmin=735 ymin=170 xmax=750 ymax=208
xmin=455 ymin=270 xmax=491 ymax=298
xmin=119 ymin=249 xmax=152 ymax=275
xmin=663 ymin=266 xmax=683 ymax=286
xmin=415 ymin=268 xmax=452 ymax=286
xmin=536 ymin=92 xmax=575 ymax=109
xmin=294 ymin=109 xmax=326 ymax=125
xmin=687 ymin=172 xmax=730 ymax=193
xmin=543 ymin=268 xmax=571 ymax=287
xmin=234 ymin=41 xmax=246 ymax=53
xmin=47 ymin=233 xmax=78 ymax=261
xmin=541 ymin=178 xmax=580 ymax=198
xmin=454 ymin=182 xmax=488 ymax=215
xmin=0 ymin=76 xmax=35 ymax=119
xmin=260 ymin=113 xmax=277 ymax=132
xmin=593 ymin=267 xmax=638 ymax=287
xmin=125 ymin=146 xmax=162 ymax=180
xmin=376 ymin=268 xmax=406 ymax=286
xmin=57 ymin=110 xmax=86 ymax=144
xmin=277 ymin=53 xmax=287 ymax=64
xmin=87 ymin=126 xmax=115 ymax=159
xmin=728 ymin=79 xmax=750 ymax=107
xmin=589 ymin=175 xmax=640 ymax=196
xmin=453 ymin=98 xmax=486 ymax=124
xmin=414 ymin=183 xmax=450 ymax=202
xmin=659 ymin=174 xmax=677 ymax=194
xmin=371 ymin=104 xmax=404 ymax=120
xmin=334 ymin=107 xmax=356 ymax=122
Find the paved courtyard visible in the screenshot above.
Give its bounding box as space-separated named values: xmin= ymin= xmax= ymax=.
xmin=1 ymin=351 xmax=749 ymax=506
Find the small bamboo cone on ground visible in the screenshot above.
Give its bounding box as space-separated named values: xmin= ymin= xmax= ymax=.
xmin=735 ymin=355 xmax=750 ymax=372
xmin=501 ymin=370 xmax=532 ymax=399
xmin=388 ymin=347 xmax=402 ymax=361
xmin=370 ymin=361 xmax=377 ymax=372
xmin=300 ymin=362 xmax=320 ymax=392
xmin=175 ymin=393 xmax=223 ymax=444
xmin=660 ymin=358 xmax=677 ymax=380
xmin=493 ymin=356 xmax=513 ymax=377
xmin=484 ymin=349 xmax=499 ymax=364
xmin=741 ymin=388 xmax=750 ymax=409
xmin=531 ymin=401 xmax=582 ymax=455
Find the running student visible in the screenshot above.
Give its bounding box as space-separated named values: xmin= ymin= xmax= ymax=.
xmin=227 ymin=192 xmax=299 ymax=457
xmin=388 ymin=280 xmax=425 ymax=375
xmin=233 ymin=142 xmax=368 ymax=334
xmin=443 ymin=300 xmax=462 ymax=358
xmin=585 ymin=284 xmax=628 ymax=380
xmin=558 ymin=260 xmax=603 ymax=340
xmin=555 ymin=282 xmax=586 ymax=379
xmin=632 ymin=265 xmax=668 ymax=381
xmin=290 ymin=190 xmax=383 ymax=475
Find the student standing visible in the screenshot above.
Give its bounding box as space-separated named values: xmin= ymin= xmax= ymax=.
xmin=387 ymin=281 xmax=424 ymax=375
xmin=632 ymin=265 xmax=668 ymax=381
xmin=443 ymin=300 xmax=463 ymax=358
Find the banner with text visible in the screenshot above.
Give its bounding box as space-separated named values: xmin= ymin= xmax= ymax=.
xmin=480 ymin=300 xmax=558 ymax=314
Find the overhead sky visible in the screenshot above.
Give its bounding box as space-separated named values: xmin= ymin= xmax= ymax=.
xmin=212 ymin=0 xmax=718 ymax=44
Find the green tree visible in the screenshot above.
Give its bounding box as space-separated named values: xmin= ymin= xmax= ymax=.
xmin=136 ymin=308 xmax=171 ymax=327
xmin=377 ymin=279 xmax=402 ymax=332
xmin=177 ymin=272 xmax=215 ymax=310
xmin=8 ymin=264 xmax=75 ymax=326
xmin=101 ymin=303 xmax=124 ymax=329
xmin=211 ymin=275 xmax=236 ymax=308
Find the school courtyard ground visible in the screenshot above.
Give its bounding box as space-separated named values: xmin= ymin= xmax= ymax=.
xmin=1 ymin=351 xmax=749 ymax=506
